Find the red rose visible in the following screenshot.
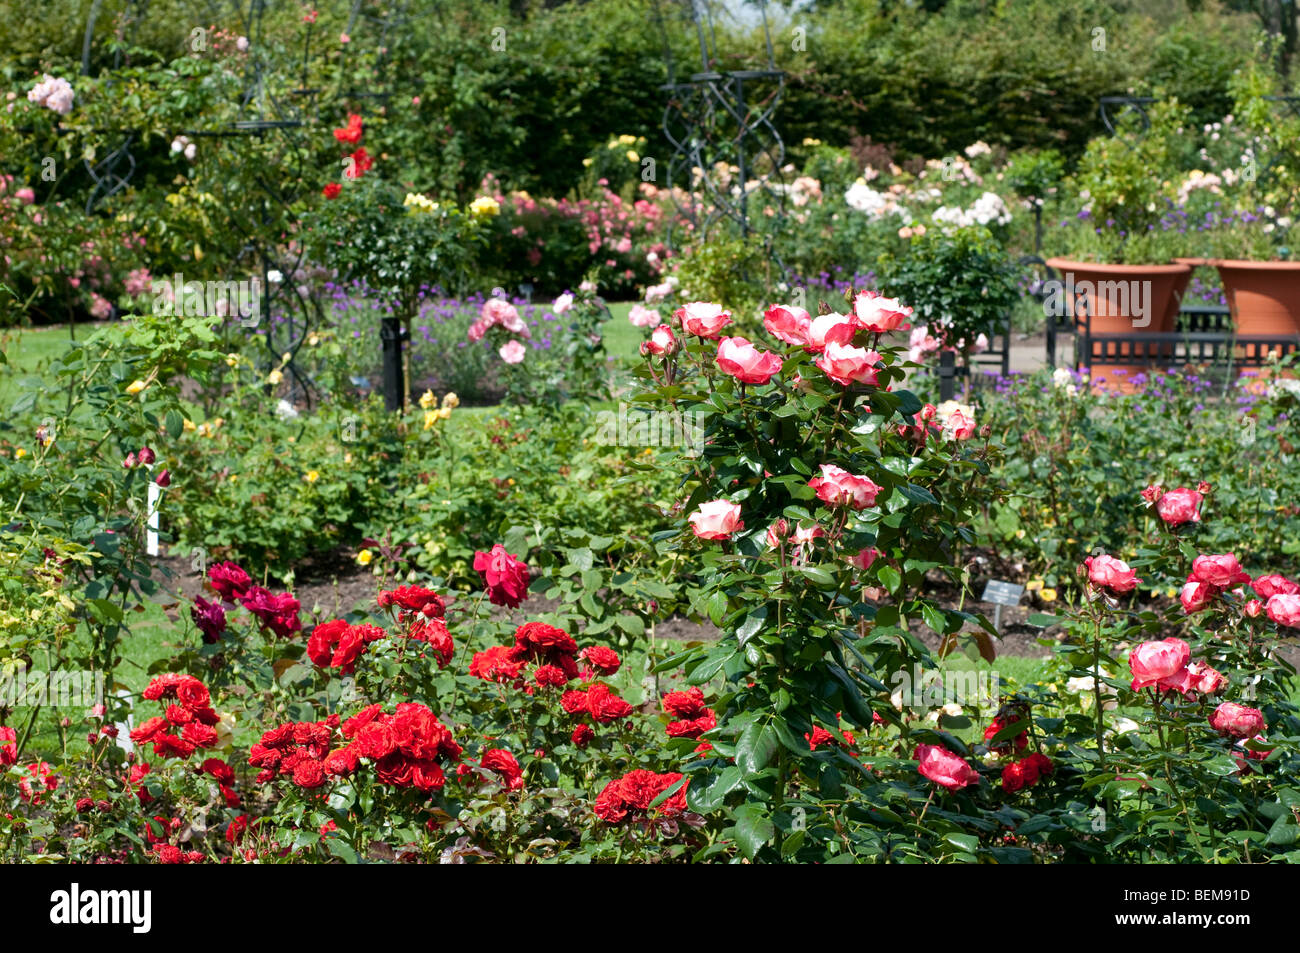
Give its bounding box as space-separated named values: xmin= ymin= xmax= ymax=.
xmin=322 ymin=182 xmax=342 ymax=199
xmin=208 ymin=562 xmax=251 ymax=602
xmin=578 ymin=645 xmax=620 ymax=676
xmin=332 ymin=113 xmax=363 ymax=145
xmin=472 ymin=544 xmax=530 ymax=608
xmin=479 ymin=748 xmax=524 ymax=790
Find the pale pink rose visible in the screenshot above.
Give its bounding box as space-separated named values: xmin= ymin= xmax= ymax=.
xmin=89 ymin=293 xmax=112 ymax=320
xmin=808 ymin=464 xmax=882 ymax=510
xmin=815 ymin=342 xmax=881 ymax=386
xmin=674 ymin=301 xmax=731 ymax=339
xmin=848 ymin=547 xmax=881 ymax=570
xmin=688 ymin=500 xmax=743 ymax=540
xmin=1179 ymin=580 xmax=1215 ymax=614
xmin=792 ymin=523 xmax=825 ymax=545
xmin=851 ymin=290 xmax=912 ymax=333
xmin=1252 ymin=573 xmax=1300 ymax=599
xmin=467 ymin=319 xmax=489 ymax=342
xmin=1209 ymin=702 xmax=1265 ymax=739
xmin=1156 ymin=487 xmax=1202 ymax=526
xmin=645 ymin=281 xmax=674 ymax=304
xmin=763 ymin=304 xmax=812 ymax=347
xmin=552 ymin=293 xmax=574 ymax=315
xmin=1161 ymin=659 xmax=1226 ymax=696
xmin=235 ymin=36 xmax=249 ymax=51
xmin=15 ymin=187 xmax=34 ymax=205
xmin=914 ymin=744 xmax=980 ymax=791
xmin=907 ymin=324 xmax=941 ymax=362
xmin=1128 ymin=638 xmax=1190 ymax=691
xmin=715 ymin=336 xmax=782 ymax=385
xmin=482 ymin=297 xmax=528 ymax=337
xmin=972 ymin=333 xmax=989 ymax=354
xmin=1266 ymin=593 xmax=1300 ymax=628
xmin=628 ymin=303 xmax=659 ymax=327
xmin=804 ymin=313 xmax=856 ymax=352
xmin=498 ymin=340 xmax=526 ymax=364
xmin=1233 ymin=735 xmax=1273 ymax=772
xmin=1084 ymin=554 xmax=1140 ymax=593
xmin=641 ymin=323 xmax=676 ymax=356
xmin=1190 ymin=554 xmax=1250 ymax=588
xmin=943 ymin=408 xmax=976 ymax=441
xmin=1186 ymin=661 xmax=1228 ymax=695
xmin=124 ymin=268 xmax=151 ymax=296
xmin=764 ymin=519 xmax=789 ymax=548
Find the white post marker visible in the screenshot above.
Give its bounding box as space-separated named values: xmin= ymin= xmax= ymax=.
xmin=146 ymin=479 xmax=160 ymax=557
xmin=980 ymin=580 xmax=1025 ymax=634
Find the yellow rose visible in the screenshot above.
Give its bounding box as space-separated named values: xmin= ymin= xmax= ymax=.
xmin=14 ymin=448 xmax=26 ymax=459
xmin=126 ymin=380 xmax=147 ymax=395
xmin=423 ymin=410 xmax=438 ymax=430
xmin=626 ymin=150 xmax=639 ymax=163
xmin=214 ymin=711 xmax=237 ymax=750
xmin=267 ymin=370 xmax=283 ymax=385
xmin=356 ymin=549 xmax=373 ymax=566
xmin=1040 ymin=588 xmax=1058 ymax=603
xmin=437 ymin=407 xmax=451 ymax=420
xmin=582 ymin=157 xmax=594 ymax=168
xmin=305 ymin=470 xmax=320 ymax=484
xmin=182 ymin=418 xmax=196 ymax=432
xmin=441 ymin=392 xmax=459 ymax=410
xmin=468 ymin=196 xmax=500 ymax=218
xmin=418 ymin=389 xmax=436 ymax=409
xmin=226 ymin=353 xmax=240 ymax=368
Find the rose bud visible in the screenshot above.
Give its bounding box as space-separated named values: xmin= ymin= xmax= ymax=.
xmin=155 ymin=469 xmax=171 ymax=487
xmin=137 ymin=446 xmax=156 ymax=465
xmin=123 ymin=452 xmax=136 ymax=468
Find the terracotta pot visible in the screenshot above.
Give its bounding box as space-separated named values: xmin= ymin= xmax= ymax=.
xmin=1214 ymin=260 xmax=1300 ymax=337
xmin=1045 ymin=258 xmax=1191 ymax=391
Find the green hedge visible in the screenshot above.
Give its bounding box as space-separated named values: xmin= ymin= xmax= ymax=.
xmin=2 ymin=0 xmax=1266 ymax=202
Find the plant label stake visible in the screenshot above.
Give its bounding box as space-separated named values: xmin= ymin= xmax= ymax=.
xmin=981 ymin=579 xmax=1024 ymax=633
xmin=146 ymin=479 xmax=160 ymax=557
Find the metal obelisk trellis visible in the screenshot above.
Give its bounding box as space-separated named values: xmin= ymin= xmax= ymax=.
xmin=80 ymin=0 xmax=151 ymax=216
xmin=337 ymin=0 xmax=416 ymax=412
xmin=192 ymin=0 xmax=323 ymax=408
xmin=653 ymin=0 xmax=789 ymax=270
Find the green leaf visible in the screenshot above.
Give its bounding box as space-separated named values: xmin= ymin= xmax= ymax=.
xmin=736 ymin=721 xmax=778 ymax=777
xmin=944 ymin=832 xmax=980 ymax=853
xmin=165 ymin=409 xmax=185 ymax=439
xmin=732 ymin=805 xmax=775 ymax=860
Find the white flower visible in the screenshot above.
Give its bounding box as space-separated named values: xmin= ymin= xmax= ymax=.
xmin=552 ymin=292 xmax=574 ymax=315
xmin=267 ymin=270 xmax=283 ymax=284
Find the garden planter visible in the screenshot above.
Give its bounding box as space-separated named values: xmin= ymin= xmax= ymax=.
xmin=1045 ymin=258 xmax=1191 ymax=392
xmin=1214 ymin=260 xmax=1300 ymax=337
xmin=1214 ymin=261 xmax=1300 ymax=385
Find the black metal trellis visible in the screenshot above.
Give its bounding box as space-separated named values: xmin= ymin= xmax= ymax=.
xmin=653 ymin=0 xmax=788 ymax=270
xmin=334 ymin=0 xmax=419 ymax=411
xmin=80 ymin=0 xmax=151 ymax=214
xmin=190 ymin=0 xmax=324 ymax=408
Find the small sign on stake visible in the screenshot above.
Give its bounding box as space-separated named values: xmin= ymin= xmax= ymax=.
xmin=980 ymin=579 xmax=1024 ymax=633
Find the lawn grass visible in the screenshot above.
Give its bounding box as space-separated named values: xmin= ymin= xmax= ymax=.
xmin=0 ymin=323 xmax=86 ymax=411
